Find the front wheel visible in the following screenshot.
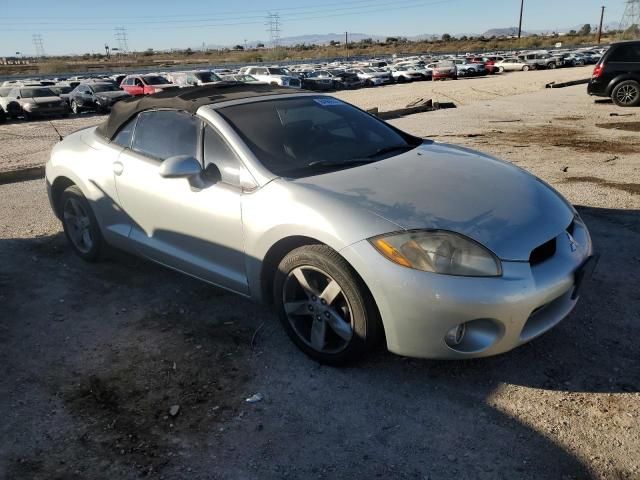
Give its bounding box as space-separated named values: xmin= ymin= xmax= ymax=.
xmin=71 ymin=100 xmax=80 ymax=114
xmin=274 ymin=245 xmax=382 ymax=365
xmin=498 ymin=66 xmax=505 ymax=73
xmin=611 ymin=80 xmax=640 ymax=107
xmin=522 ymin=65 xmax=530 ymax=71
xmin=60 ymin=185 xmax=104 ymax=262
xmin=547 ymin=62 xmax=556 ymax=70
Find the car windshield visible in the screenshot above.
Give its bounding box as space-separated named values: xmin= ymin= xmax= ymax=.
xmin=91 ymin=84 xmax=120 ymax=92
xmin=51 ymin=86 xmax=72 ymax=94
xmin=267 ymin=68 xmax=288 ymax=75
xmin=20 ymin=88 xmax=55 ymax=98
xmin=143 ymin=76 xmax=170 ymax=85
xmin=218 ymin=96 xmax=420 ymax=178
xmin=195 ymin=72 xmax=221 ymax=82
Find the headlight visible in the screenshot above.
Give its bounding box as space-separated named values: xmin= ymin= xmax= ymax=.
xmin=369 ymin=230 xmax=502 ymax=277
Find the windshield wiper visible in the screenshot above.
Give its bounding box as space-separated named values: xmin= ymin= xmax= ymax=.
xmin=366 ymin=144 xmax=415 ymax=158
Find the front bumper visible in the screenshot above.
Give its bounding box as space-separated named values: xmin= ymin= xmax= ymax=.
xmin=340 ymin=220 xmax=594 ymax=359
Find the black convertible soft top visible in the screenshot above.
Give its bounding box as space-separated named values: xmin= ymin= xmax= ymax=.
xmin=95 ymin=82 xmax=303 ymax=140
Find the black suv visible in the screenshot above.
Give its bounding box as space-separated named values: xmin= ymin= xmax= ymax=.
xmin=588 ymin=41 xmax=640 ymax=107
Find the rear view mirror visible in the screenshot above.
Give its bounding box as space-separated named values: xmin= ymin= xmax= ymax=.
xmin=159 ymin=155 xmax=202 ymax=179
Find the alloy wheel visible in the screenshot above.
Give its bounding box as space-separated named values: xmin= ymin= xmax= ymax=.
xmin=63 ymin=197 xmax=93 ymax=254
xmin=615 ymin=84 xmax=639 ymax=106
xmin=282 ymin=266 xmax=354 ymax=354
xmin=71 ymin=101 xmax=79 ymax=114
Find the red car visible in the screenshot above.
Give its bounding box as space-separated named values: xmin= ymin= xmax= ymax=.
xmin=119 ymin=74 xmax=179 ymax=96
xmin=469 ymin=56 xmax=504 ymax=74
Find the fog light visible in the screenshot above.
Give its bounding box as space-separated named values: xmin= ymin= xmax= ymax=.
xmin=445 ymin=323 xmax=466 ymax=347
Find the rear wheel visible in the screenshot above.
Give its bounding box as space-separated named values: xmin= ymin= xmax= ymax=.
xmin=498 ymin=66 xmax=505 ymax=73
xmin=71 ymin=100 xmax=80 ymax=115
xmin=522 ymin=65 xmax=530 ymax=71
xmin=611 ymin=80 xmax=640 ymax=107
xmin=547 ymin=62 xmax=556 ymax=70
xmin=274 ymin=245 xmax=382 ymax=365
xmin=60 ymin=185 xmax=104 ymax=262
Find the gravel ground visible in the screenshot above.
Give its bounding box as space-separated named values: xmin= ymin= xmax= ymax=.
xmin=1 ymin=69 xmax=639 ymax=480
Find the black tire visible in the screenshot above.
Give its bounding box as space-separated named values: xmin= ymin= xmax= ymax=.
xmin=397 ymin=76 xmax=406 ymax=83
xmin=274 ymin=245 xmax=382 ymax=365
xmin=498 ymin=66 xmax=505 ymax=73
xmin=60 ymin=185 xmax=104 ymax=262
xmin=611 ymin=80 xmax=640 ymax=108
xmin=71 ymin=100 xmax=80 ymax=115
xmin=522 ymin=65 xmax=530 ymax=72
xmin=547 ymin=62 xmax=556 ymax=70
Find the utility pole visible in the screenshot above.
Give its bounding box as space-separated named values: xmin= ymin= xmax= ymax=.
xmin=518 ymin=0 xmax=524 ymax=39
xmin=114 ymin=27 xmax=129 ymax=54
xmin=597 ymin=6 xmax=606 ymax=43
xmin=32 ymin=34 xmax=46 ymax=57
xmin=345 ymin=32 xmax=348 ymax=60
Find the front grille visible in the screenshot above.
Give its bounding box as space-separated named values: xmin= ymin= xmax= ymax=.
xmin=530 ymin=238 xmax=557 ymax=265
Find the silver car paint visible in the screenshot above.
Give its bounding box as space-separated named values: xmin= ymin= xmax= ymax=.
xmin=45 ymin=94 xmax=592 ymax=359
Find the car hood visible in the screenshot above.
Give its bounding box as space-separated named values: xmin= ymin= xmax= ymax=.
xmin=95 ymin=91 xmax=131 ymax=99
xmin=291 ymin=143 xmax=574 ymax=261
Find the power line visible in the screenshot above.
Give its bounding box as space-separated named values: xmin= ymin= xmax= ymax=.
xmin=1 ymin=0 xmax=437 ymax=19
xmin=0 ymin=0 xmax=460 ymax=30
xmin=114 ymin=27 xmax=129 ymax=53
xmin=32 ymin=34 xmax=46 ymax=57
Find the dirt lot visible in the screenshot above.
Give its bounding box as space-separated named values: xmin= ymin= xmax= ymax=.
xmin=1 ymin=68 xmax=639 ymax=479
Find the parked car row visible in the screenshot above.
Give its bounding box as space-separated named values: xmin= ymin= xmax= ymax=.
xmin=0 ymin=44 xmax=617 ymax=121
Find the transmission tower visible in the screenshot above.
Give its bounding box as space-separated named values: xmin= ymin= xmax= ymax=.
xmin=114 ymin=27 xmax=129 ymax=53
xmin=265 ymin=13 xmax=281 ymax=49
xmin=32 ymin=34 xmax=46 ymax=57
xmin=620 ymin=0 xmax=640 ymax=38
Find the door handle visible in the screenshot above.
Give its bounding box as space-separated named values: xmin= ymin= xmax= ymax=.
xmin=113 ymin=161 xmax=124 ymax=176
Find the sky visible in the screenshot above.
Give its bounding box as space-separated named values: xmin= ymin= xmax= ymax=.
xmin=0 ymin=0 xmax=628 ymax=56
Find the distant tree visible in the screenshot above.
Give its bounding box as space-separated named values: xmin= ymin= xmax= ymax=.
xmin=233 ymin=45 xmax=244 ymax=50
xmin=568 ymin=30 xmax=577 ymax=36
xmin=256 ymin=43 xmax=265 ymax=48
xmin=385 ymin=37 xmax=399 ymax=43
xmin=361 ymin=38 xmax=373 ymax=44
xmin=185 ymin=47 xmax=193 ymax=56
xmin=329 ymin=40 xmax=339 ymax=46
xmin=579 ymin=24 xmax=592 ymax=36
xmin=142 ymin=48 xmax=154 ymax=56
xmin=459 ymin=35 xmax=468 ymax=41
xmin=441 ymin=33 xmax=452 ymax=42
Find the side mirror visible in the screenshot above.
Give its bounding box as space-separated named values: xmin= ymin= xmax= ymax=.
xmin=159 ymin=155 xmax=202 ymax=179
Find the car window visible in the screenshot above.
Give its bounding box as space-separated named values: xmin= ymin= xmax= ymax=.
xmin=204 ymin=125 xmax=242 ymax=186
xmin=131 ymin=110 xmax=201 ymax=161
xmin=113 ymin=116 xmax=137 ymax=148
xmin=608 ymin=45 xmax=640 ymax=62
xmin=217 ymin=96 xmax=418 ymax=178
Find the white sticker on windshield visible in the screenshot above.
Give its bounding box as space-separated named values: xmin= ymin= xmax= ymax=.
xmin=314 ymin=98 xmax=342 ymax=106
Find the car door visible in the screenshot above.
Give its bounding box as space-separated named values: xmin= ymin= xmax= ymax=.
xmin=113 ymin=110 xmax=248 ymax=294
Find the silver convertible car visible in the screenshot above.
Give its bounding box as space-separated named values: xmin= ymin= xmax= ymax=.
xmin=46 ymin=84 xmax=597 ymax=364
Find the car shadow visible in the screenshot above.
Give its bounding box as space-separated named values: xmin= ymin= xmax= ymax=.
xmin=1 ymin=202 xmax=638 ymax=478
